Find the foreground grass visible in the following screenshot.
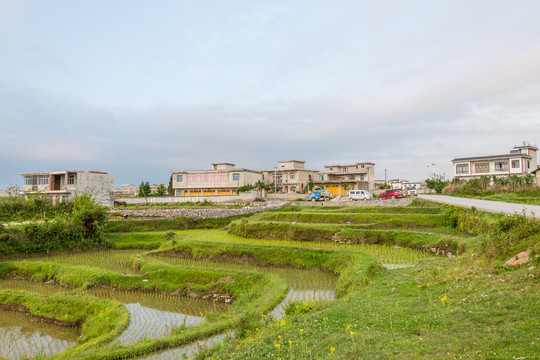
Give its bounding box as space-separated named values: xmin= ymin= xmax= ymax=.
xmin=208 ymin=255 xmax=540 ymax=359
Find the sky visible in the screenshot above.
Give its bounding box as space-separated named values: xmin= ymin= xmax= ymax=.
xmin=1 ymin=0 xmax=540 ymax=188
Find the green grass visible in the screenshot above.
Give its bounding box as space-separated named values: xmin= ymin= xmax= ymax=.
xmin=208 ymin=255 xmax=540 ymax=359
xmin=103 ymin=214 xmax=249 ymax=232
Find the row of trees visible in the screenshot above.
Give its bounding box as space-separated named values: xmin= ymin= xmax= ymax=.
xmin=137 ymin=176 xmax=175 ymax=197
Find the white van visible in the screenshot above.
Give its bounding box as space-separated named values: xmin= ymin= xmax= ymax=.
xmin=348 ymin=190 xmax=373 ymax=201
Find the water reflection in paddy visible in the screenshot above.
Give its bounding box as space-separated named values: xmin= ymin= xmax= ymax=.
xmin=0 ymin=310 xmax=78 ymax=360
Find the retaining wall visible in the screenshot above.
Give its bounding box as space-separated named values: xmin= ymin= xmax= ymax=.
xmin=110 ymin=201 xmax=289 ymax=218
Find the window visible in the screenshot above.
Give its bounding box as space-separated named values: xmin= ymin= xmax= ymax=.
xmin=177 ymin=175 xmax=183 ymax=182
xmin=349 ymin=176 xmax=354 ymax=180
xmin=39 ymin=175 xmax=49 ymax=185
xmin=262 ymin=174 xmax=264 ymax=180
xmin=342 ymin=167 xmax=348 ymax=172
xmin=329 ymin=167 xmax=333 ymax=171
xmin=511 ymin=160 xmax=520 ymax=169
xmin=456 ymin=164 xmax=469 ymax=174
xmin=528 ymin=160 xmax=530 ymax=169
xmin=474 ymin=163 xmax=489 ymax=173
xmin=24 ymin=176 xmax=37 ymax=185
xmin=494 ymin=161 xmax=508 ymax=172
xmin=319 ymin=175 xmax=324 ymax=181
xmin=290 ymin=173 xmax=295 ymax=179
xmin=67 ymin=173 xmax=76 ymax=185
xmin=360 ymin=175 xmax=365 ymax=181
xmin=233 ymin=173 xmax=239 ymax=181
xmin=361 ymin=165 xmax=365 ymax=168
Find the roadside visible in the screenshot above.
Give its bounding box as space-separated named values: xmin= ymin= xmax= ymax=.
xmin=418 ymin=194 xmax=540 ymax=218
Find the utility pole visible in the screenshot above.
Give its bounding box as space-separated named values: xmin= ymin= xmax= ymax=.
xmin=384 ymin=169 xmax=387 ymax=184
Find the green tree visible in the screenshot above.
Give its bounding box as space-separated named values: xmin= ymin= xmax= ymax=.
xmin=138 ymin=181 xmax=151 ymax=197
xmin=255 ymin=180 xmax=266 ymax=198
xmin=425 ymin=174 xmax=449 ymax=194
xmin=307 ymin=179 xmax=314 ymax=192
xmin=69 ymin=194 xmax=108 ymax=240
xmin=167 ymin=175 xmax=174 ymax=196
xmin=156 ymin=184 xmax=167 ymax=196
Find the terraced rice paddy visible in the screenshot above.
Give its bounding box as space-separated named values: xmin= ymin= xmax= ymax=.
xmin=0 ymin=310 xmax=79 ymax=360
xmin=1 ymin=203 xmax=458 ymax=359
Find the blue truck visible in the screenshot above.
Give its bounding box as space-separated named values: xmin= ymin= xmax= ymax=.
xmin=306 ymin=188 xmax=333 ymax=201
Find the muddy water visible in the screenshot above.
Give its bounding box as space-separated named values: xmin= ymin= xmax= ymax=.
xmin=0 ymin=310 xmax=78 ymax=360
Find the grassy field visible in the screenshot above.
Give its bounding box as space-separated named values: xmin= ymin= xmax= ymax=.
xmin=0 ymin=200 xmax=538 ymax=359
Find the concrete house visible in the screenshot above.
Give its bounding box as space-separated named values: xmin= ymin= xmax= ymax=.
xmin=260 ymin=160 xmax=318 ymax=193
xmin=451 ymin=141 xmax=538 ymax=180
xmin=171 ymin=163 xmax=262 ymax=197
xmin=314 ymin=162 xmax=375 ymax=194
xmin=20 ymin=170 xmax=114 ymax=207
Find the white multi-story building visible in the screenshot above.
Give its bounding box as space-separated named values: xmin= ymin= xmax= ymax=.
xmin=20 ymin=170 xmax=114 ymax=207
xmin=314 ymin=162 xmax=375 ymax=194
xmin=260 ymin=160 xmax=318 ymax=193
xmin=451 ymin=141 xmax=538 ymax=180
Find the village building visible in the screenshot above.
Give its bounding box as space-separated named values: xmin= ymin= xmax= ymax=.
xmin=313 ymin=162 xmax=375 ymax=195
xmin=20 ymin=170 xmax=114 ymax=207
xmin=171 ymin=163 xmax=262 ymax=197
xmin=451 ymin=141 xmax=538 ymax=180
xmin=260 ymin=160 xmax=318 ymax=193
xmin=114 ymin=184 xmax=138 ymax=197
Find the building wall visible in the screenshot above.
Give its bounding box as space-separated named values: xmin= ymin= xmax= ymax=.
xmin=453 ymin=157 xmax=531 ymax=178
xmin=172 ymin=168 xmax=262 ymax=196
xmin=77 ymin=172 xmax=115 ymax=207
xmin=21 ymin=171 xmax=114 ymax=207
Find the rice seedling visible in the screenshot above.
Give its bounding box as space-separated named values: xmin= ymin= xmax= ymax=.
xmin=0 ymin=310 xmax=78 ymax=359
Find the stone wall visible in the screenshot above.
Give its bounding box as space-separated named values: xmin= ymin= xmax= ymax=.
xmin=110 ymin=201 xmax=288 ymax=218
xmin=293 ymin=198 xmax=413 ymax=207
xmin=116 ymin=189 xmax=260 ymax=206
xmin=265 ymin=193 xmax=306 ymax=201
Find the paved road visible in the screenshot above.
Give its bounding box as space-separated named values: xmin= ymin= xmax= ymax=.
xmin=417 ymin=194 xmax=540 ymax=219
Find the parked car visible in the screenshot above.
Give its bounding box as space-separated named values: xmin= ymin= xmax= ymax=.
xmin=348 ymin=190 xmax=373 ymax=200
xmin=378 ymin=189 xmax=404 ymax=199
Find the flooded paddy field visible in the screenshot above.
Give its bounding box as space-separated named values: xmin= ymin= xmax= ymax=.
xmin=151 ymin=255 xmax=337 ymax=291
xmin=0 ymin=310 xmax=79 ymax=360
xmin=1 ymin=211 xmax=441 ymax=359
xmin=22 ymin=249 xmax=142 ymax=274
xmin=171 ymin=229 xmax=434 ymax=268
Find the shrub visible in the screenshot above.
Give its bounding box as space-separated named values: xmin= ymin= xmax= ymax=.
xmin=481 ymin=211 xmax=540 ymax=259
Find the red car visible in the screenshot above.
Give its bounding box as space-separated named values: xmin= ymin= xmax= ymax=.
xmin=378 ymin=189 xmax=404 ymax=199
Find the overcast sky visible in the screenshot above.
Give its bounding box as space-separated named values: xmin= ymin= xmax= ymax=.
xmin=1 ymin=0 xmax=540 ymax=188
